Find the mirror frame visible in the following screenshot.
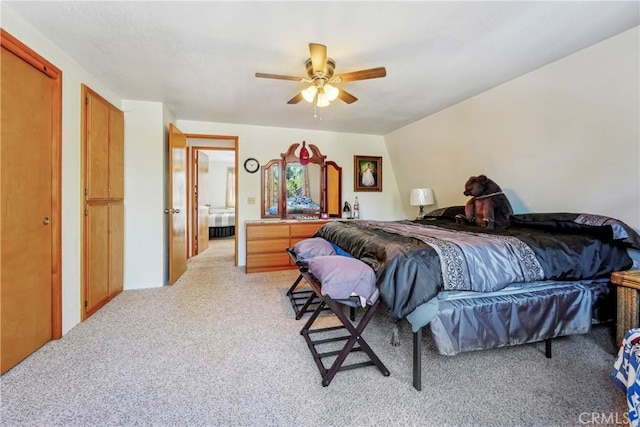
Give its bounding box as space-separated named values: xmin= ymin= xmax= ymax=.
xmin=260 ymin=142 xmax=342 ymax=219
xmin=281 ymin=142 xmax=325 ymax=219
xmin=260 ymin=159 xmax=282 ymax=218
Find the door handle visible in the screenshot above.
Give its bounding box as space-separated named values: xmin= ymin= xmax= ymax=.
xmin=174 ymin=209 xmax=180 ymax=214
xmin=43 ymin=217 xmax=50 ymax=225
xmin=164 ymin=209 xmax=181 ymax=214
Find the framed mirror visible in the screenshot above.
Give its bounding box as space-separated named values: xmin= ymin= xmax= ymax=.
xmin=260 ymin=159 xmax=281 ymax=218
xmin=325 ymin=161 xmax=342 ymax=217
xmin=260 ymin=142 xmax=342 ymax=219
xmin=282 ymin=142 xmax=324 ymax=219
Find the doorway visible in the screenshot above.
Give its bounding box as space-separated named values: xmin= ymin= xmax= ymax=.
xmin=186 ymin=135 xmax=238 ymax=266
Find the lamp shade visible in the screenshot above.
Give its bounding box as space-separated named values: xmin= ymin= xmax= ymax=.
xmin=410 ymin=188 xmax=434 ymax=206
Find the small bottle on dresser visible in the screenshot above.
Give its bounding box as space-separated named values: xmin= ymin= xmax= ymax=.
xmin=353 ymin=197 xmax=360 ymax=219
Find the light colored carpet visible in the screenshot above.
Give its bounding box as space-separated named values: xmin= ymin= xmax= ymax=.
xmin=0 ymin=237 xmax=628 ymax=426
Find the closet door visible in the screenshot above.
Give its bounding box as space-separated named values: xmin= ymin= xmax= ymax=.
xmin=109 ymin=108 xmax=124 ymax=199
xmin=85 ymin=203 xmax=110 ymax=314
xmin=109 ymin=202 xmax=124 ymax=297
xmin=1 ymin=30 xmax=62 ymax=374
xmin=86 ymin=93 xmax=110 ymax=199
xmin=82 ymin=85 xmax=124 ymax=319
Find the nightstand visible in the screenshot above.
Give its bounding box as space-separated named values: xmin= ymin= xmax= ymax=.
xmin=611 ymin=270 xmax=640 ymax=345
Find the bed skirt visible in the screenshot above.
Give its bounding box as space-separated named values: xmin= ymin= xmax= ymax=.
xmin=427 ymin=279 xmax=612 ymax=356
xmin=209 ymin=226 xmax=235 ymax=239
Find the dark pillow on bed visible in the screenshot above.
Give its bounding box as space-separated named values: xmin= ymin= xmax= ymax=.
xmin=306 ymin=255 xmax=378 ymax=304
xmin=573 ymin=213 xmax=640 ymax=249
xmin=423 ymin=206 xmax=466 ymax=220
xmin=511 ymin=213 xmax=640 ymax=249
xmin=292 ymin=237 xmax=335 ymax=260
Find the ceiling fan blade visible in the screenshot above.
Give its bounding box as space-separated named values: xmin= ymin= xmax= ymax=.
xmin=337 ymin=89 xmax=358 ymax=104
xmin=335 ymin=67 xmax=387 ymax=82
xmin=255 ymin=72 xmax=302 ymax=82
xmin=287 ymin=92 xmax=304 ymax=104
xmin=309 ymin=43 xmax=327 ymax=75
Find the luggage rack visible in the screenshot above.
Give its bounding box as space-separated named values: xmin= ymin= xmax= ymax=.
xmin=286 ymin=248 xmax=354 ymax=321
xmin=297 ymin=265 xmax=390 ymax=387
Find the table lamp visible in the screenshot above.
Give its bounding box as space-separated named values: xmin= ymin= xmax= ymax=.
xmin=410 ymin=188 xmax=434 ymax=219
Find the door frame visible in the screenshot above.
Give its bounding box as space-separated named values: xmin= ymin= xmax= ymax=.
xmin=1 ymin=29 xmax=62 ymax=339
xmin=186 ymin=134 xmax=238 ymax=266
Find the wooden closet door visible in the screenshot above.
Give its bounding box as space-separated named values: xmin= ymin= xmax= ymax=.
xmin=85 ymin=203 xmax=110 ymax=314
xmin=1 ymin=44 xmax=53 ymax=373
xmin=109 ymin=202 xmax=124 ymax=297
xmin=86 ymin=93 xmax=110 ymax=199
xmin=108 ymin=108 xmax=124 ymax=199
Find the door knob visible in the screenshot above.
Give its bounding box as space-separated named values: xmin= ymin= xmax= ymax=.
xmin=42 ymin=217 xmax=50 ymax=225
xmin=174 ymin=209 xmax=180 ymax=214
xmin=164 ymin=209 xmax=172 ymax=214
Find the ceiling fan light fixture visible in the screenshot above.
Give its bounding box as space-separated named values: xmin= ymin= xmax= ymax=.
xmin=301 ymin=85 xmax=317 ymax=103
xmin=324 ymin=84 xmax=339 ymax=101
xmin=316 ymin=89 xmax=330 ymax=107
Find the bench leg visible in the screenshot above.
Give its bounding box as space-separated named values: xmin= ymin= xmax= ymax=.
xmin=413 ymin=328 xmax=422 ymax=391
xmin=320 ymin=297 xmax=390 ymax=387
xmin=545 ymin=338 xmax=552 ymax=358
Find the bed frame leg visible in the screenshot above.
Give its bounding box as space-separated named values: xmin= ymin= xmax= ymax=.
xmin=545 ymin=338 xmax=552 ymax=358
xmin=413 ymin=328 xmax=422 ymax=391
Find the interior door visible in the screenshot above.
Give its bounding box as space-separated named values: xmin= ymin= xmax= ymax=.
xmin=196 ymin=150 xmax=210 ymax=254
xmin=1 ymin=33 xmax=61 ymax=374
xmin=168 ymin=123 xmax=188 ymax=284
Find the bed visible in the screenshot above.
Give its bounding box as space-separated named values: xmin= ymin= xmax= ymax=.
xmin=208 ymin=207 xmax=235 ymax=238
xmin=314 ymin=209 xmax=640 ymax=390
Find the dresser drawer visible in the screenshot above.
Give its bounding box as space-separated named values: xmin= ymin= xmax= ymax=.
xmin=246 ymin=253 xmax=291 ymax=269
xmin=290 ymin=222 xmax=325 ymax=238
xmin=246 ymin=223 xmax=289 ymax=240
xmin=246 ymin=238 xmax=290 ymax=254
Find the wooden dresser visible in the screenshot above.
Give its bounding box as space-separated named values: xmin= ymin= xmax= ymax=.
xmin=245 ymin=220 xmax=329 ymax=273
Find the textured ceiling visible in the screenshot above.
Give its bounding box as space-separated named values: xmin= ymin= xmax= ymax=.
xmin=5 ymin=1 xmax=639 ymax=135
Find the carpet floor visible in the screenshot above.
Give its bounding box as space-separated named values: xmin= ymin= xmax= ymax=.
xmin=0 ymin=237 xmax=628 ymax=426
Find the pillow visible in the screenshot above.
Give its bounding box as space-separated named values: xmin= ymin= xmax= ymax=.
xmin=573 ymin=214 xmax=640 ymax=248
xmin=512 ymin=212 xmax=640 ymax=249
xmin=292 ymin=237 xmax=335 ymax=260
xmin=423 ymin=206 xmax=466 ymax=221
xmin=306 ymin=255 xmax=378 ymax=305
xmin=329 ymin=241 xmax=353 ymax=258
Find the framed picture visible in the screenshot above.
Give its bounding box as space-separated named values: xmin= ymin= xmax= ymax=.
xmin=354 ymin=155 xmax=382 ymax=192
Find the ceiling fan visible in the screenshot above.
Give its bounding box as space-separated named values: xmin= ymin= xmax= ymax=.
xmin=255 ymin=43 xmax=387 ymax=108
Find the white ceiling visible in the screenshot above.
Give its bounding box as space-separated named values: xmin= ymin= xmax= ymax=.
xmin=5 ymin=1 xmax=639 ymax=135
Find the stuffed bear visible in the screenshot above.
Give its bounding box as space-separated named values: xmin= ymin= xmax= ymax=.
xmin=455 ymin=174 xmax=513 ymax=229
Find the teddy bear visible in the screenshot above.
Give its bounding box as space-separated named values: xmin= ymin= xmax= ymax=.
xmin=455 ymin=174 xmax=513 ymax=229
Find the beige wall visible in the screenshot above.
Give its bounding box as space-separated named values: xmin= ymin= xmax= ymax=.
xmin=386 ymin=26 xmax=640 ymax=230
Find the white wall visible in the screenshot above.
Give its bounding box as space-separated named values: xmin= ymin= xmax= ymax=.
xmin=176 ymin=120 xmax=406 ymax=265
xmin=208 ymin=160 xmax=233 ymax=208
xmin=386 ymin=27 xmax=640 ymax=230
xmin=122 ymin=101 xmax=166 ymax=289
xmin=2 ymin=6 xmax=123 ymax=334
